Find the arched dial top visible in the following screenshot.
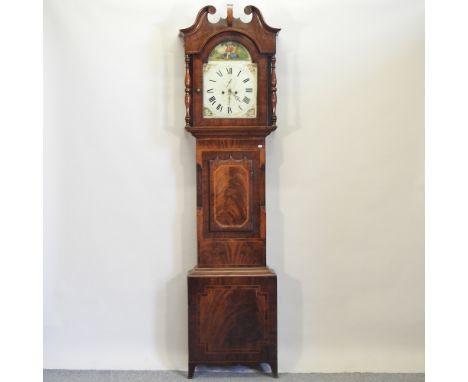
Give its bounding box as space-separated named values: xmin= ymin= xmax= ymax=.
xmin=203 ymin=41 xmax=257 ymax=119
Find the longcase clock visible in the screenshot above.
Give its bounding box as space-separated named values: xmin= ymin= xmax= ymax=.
xmin=179 ymin=5 xmax=280 ymax=378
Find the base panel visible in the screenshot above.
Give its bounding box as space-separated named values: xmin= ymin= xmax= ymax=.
xmin=188 ymin=267 xmax=277 ymax=379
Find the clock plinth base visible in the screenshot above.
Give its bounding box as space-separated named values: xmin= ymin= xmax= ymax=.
xmin=188 ymin=267 xmax=277 ymax=379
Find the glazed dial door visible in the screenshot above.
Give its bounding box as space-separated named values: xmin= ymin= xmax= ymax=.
xmin=203 ymin=41 xmax=257 ymax=119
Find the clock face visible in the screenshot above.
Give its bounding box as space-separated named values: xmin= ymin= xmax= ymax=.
xmin=203 ymin=41 xmax=257 ymax=119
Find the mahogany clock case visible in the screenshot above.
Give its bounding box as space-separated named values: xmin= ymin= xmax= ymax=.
xmin=180 ymin=5 xmax=280 ymax=378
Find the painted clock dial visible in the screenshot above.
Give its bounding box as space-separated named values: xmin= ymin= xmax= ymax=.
xmin=203 ymin=41 xmax=257 ymax=118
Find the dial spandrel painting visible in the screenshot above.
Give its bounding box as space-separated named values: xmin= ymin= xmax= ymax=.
xmin=203 ymin=41 xmax=257 ymax=119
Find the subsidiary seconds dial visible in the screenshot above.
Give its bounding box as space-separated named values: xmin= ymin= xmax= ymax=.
xmin=203 ymin=62 xmax=257 ymax=119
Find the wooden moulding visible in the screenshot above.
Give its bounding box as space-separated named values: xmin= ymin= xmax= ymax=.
xmin=187 ymin=125 xmax=277 ymax=138
xmin=180 ymin=5 xmax=280 ymax=55
xmin=188 ymin=266 xmax=276 ymax=277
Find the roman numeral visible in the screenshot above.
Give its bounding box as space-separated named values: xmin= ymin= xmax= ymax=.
xmin=216 ymin=104 xmax=223 ymax=111
xmin=216 ymin=70 xmax=223 ymax=77
xmin=209 ymin=96 xmax=216 ymax=105
xmin=207 ymin=88 xmax=214 ymax=93
xmin=227 ymin=107 xmax=232 ymax=114
xmin=237 ymin=70 xmax=242 ymax=77
xmin=209 ymin=79 xmax=216 ymax=82
xmin=243 ymin=96 xmax=250 ymax=104
xmin=226 ymin=67 xmax=232 ymax=74
xmin=238 ymin=105 xmax=243 ymax=110
xmin=243 ymin=78 xmax=250 ymax=83
xmin=245 ymin=88 xmax=253 ymax=93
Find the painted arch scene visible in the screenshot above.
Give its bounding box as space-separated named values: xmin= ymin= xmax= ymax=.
xmin=208 ymin=41 xmax=252 ymax=62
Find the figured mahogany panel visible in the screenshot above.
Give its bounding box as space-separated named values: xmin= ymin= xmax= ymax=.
xmin=213 ymin=165 xmax=249 ymax=229
xmin=210 ymin=158 xmax=252 ymax=231
xmin=202 ymin=150 xmax=260 ymax=238
xmin=198 ymin=240 xmax=265 ymax=267
xmin=198 ymin=285 xmax=267 ymax=353
xmin=188 ymin=269 xmax=277 ymax=364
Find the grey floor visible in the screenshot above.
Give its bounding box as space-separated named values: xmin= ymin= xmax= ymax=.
xmin=44 ymin=368 xmax=424 ymax=382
